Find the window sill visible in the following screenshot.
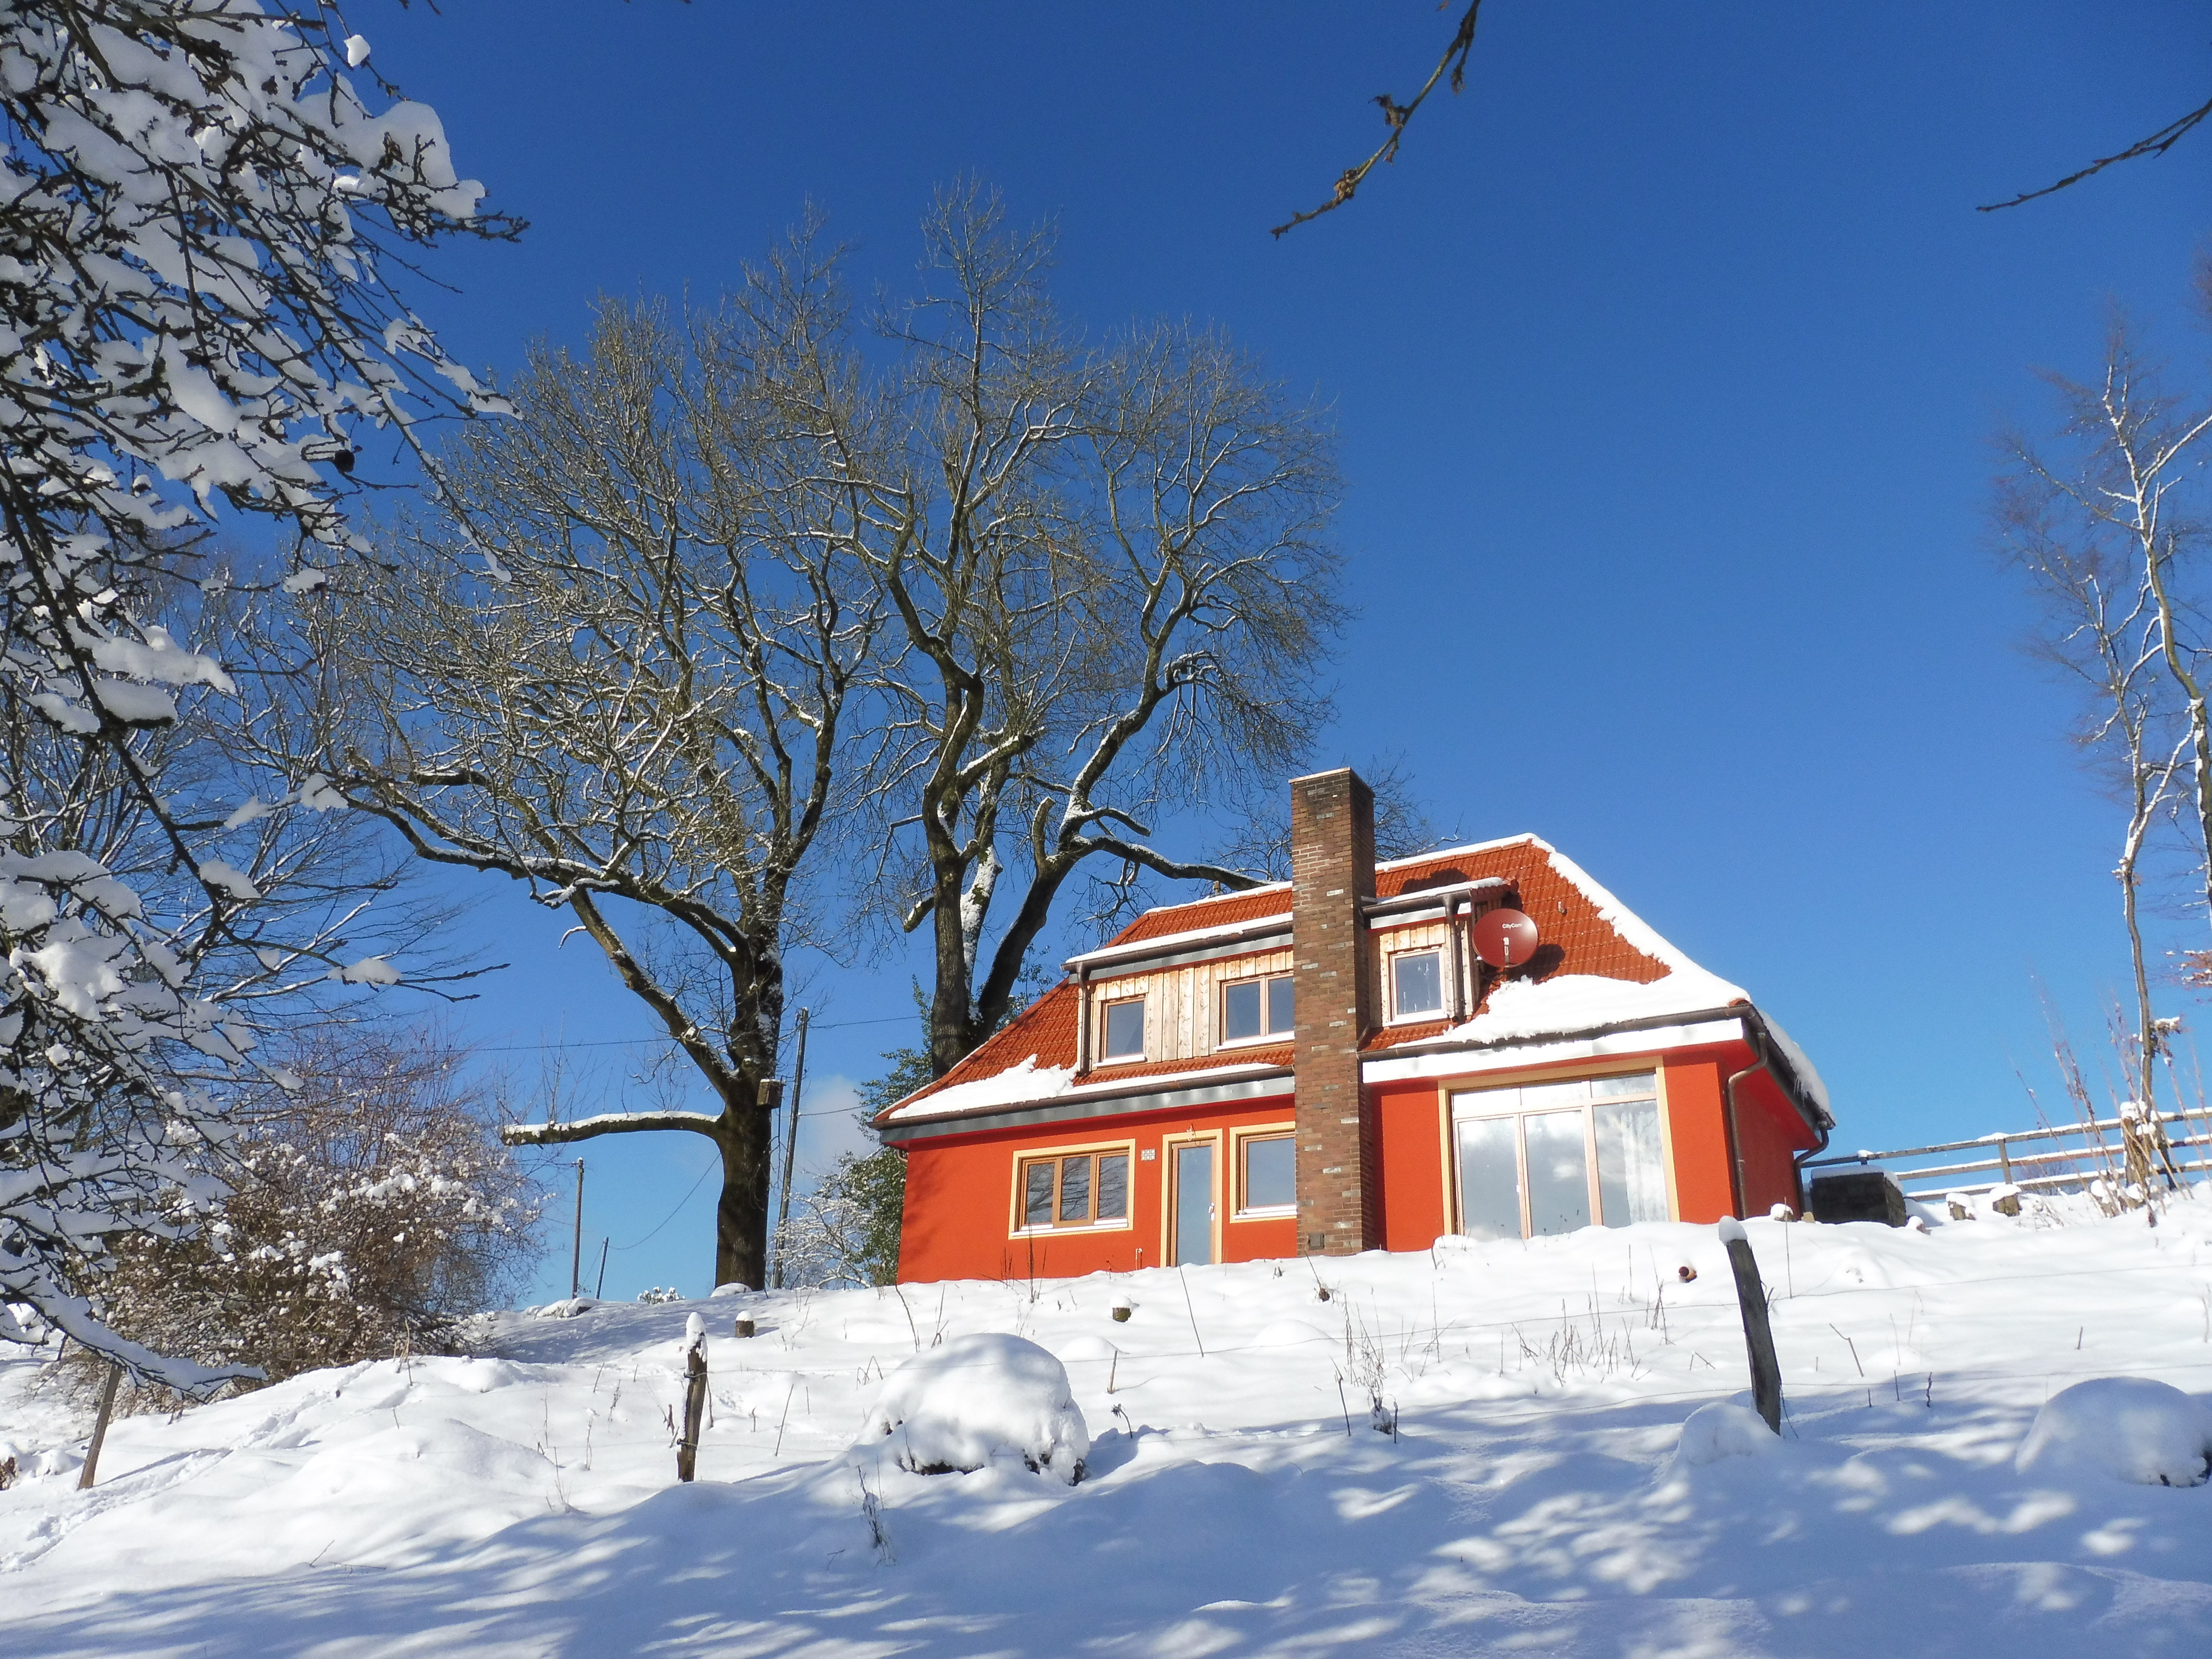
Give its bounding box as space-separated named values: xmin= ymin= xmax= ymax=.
xmin=1384 ymin=1010 xmax=1448 ymax=1027
xmin=1231 ymin=1206 xmax=1296 ymax=1222
xmin=1010 ymin=1218 xmax=1132 ymax=1238
xmin=1215 ymin=1032 xmax=1291 ymax=1052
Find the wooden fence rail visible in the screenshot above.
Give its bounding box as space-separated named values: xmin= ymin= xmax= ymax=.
xmin=1803 ymin=1108 xmax=2212 ymax=1202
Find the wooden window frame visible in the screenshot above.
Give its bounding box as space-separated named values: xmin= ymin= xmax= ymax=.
xmin=1217 ymin=971 xmax=1295 ymax=1050
xmin=1098 ymin=994 xmax=1147 ymax=1063
xmin=1158 ymin=1130 xmax=1223 ymax=1265
xmin=1433 ymin=1059 xmax=1680 ymax=1236
xmin=1443 ymin=1069 xmax=1669 ymax=1238
xmin=1009 ymin=1140 xmax=1137 ymax=1236
xmin=1228 ymin=1121 xmax=1298 ymax=1218
xmin=1385 ymin=945 xmax=1447 ymax=1025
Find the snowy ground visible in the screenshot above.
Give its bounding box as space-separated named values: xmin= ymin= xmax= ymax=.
xmin=6 ymin=1195 xmax=2212 ymax=1657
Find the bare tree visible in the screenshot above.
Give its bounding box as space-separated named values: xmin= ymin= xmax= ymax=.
xmin=2006 ymin=309 xmax=2212 ymax=923
xmin=323 ymin=296 xmax=886 ymax=1292
xmin=1999 ymin=287 xmax=2212 ymax=1193
xmin=834 ymin=190 xmax=1345 ymax=1076
xmin=1996 ymin=433 xmax=2188 ymax=1129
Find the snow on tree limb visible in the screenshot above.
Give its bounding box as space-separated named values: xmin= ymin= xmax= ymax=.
xmin=0 ymin=0 xmax=511 ymax=1386
xmin=501 ymin=1110 xmax=727 ymax=1148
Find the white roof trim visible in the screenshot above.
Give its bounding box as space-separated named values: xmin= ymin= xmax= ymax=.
xmin=1374 ymin=832 xmax=1542 ymax=872
xmin=1064 ymin=912 xmax=1291 ymax=971
xmin=1362 ymin=1018 xmax=1746 ymax=1085
xmin=887 ymin=1054 xmax=1293 ymax=1124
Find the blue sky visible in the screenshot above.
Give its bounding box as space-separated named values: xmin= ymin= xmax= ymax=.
xmin=340 ymin=2 xmax=2212 ymax=1300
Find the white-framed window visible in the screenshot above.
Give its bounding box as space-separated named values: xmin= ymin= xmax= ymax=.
xmin=1015 ymin=1146 xmax=1132 ymax=1232
xmin=1450 ymin=1071 xmax=1668 ymax=1240
xmin=1101 ymin=997 xmax=1146 ymax=1061
xmin=1221 ymin=973 xmax=1294 ymax=1045
xmin=1390 ymin=948 xmax=1445 ymax=1021
xmin=1233 ymin=1128 xmax=1297 ymax=1216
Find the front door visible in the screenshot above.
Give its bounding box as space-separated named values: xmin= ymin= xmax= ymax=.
xmin=1172 ymin=1142 xmax=1214 ymax=1265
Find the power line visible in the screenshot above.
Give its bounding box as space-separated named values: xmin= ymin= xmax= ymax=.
xmin=473 ymin=1011 xmax=913 ymax=1055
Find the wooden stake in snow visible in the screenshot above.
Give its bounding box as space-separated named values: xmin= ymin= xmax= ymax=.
xmin=1719 ymin=1218 xmax=1783 ymax=1434
xmin=676 ymin=1315 xmax=708 ymax=1482
xmin=77 ymin=1361 xmax=122 ymax=1490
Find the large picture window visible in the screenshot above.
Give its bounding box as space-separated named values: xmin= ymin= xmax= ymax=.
xmin=1100 ymin=997 xmax=1145 ymax=1060
xmin=1449 ymin=1072 xmax=1668 ymax=1239
xmin=1018 ymin=1148 xmax=1131 ymax=1230
xmin=1221 ymin=974 xmax=1294 ymax=1044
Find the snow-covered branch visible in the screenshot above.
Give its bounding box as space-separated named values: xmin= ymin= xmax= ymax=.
xmin=0 ymin=0 xmax=511 ymax=1384
xmin=501 ymin=1110 xmax=724 ymax=1147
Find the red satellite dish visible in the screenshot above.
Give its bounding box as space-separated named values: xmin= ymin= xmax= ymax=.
xmin=1472 ymin=907 xmax=1540 ymax=968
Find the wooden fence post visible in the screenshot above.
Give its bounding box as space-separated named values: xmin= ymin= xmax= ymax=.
xmin=77 ymin=1361 xmax=122 ymax=1490
xmin=1719 ymin=1218 xmax=1782 ymax=1434
xmin=676 ymin=1314 xmax=708 ymax=1483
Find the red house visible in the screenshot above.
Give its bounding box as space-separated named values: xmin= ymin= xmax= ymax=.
xmin=877 ymin=769 xmax=1833 ymax=1283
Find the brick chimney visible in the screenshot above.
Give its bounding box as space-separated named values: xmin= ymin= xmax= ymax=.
xmin=1290 ymin=768 xmax=1377 ymax=1254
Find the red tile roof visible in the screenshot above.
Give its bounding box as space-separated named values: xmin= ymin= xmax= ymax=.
xmin=1103 ymin=884 xmax=1290 ymax=945
xmin=880 ymin=835 xmax=1682 ymax=1123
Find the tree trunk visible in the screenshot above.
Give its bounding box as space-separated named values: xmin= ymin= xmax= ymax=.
xmin=715 ymin=1097 xmax=775 ymax=1291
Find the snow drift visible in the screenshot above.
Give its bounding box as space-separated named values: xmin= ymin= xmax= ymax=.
xmin=9 ymin=1194 xmax=2212 ymax=1657
xmin=857 ymin=1332 xmax=1089 ymax=1484
xmin=2015 ymin=1375 xmax=2212 ymax=1486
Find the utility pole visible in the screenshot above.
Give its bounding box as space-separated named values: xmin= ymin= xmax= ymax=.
xmin=773 ymin=1008 xmax=809 ymax=1289
xmin=570 ymin=1157 xmax=585 ymax=1300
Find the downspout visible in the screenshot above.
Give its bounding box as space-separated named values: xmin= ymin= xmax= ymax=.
xmin=1075 ymin=965 xmax=1092 ymax=1078
xmin=1445 ymin=894 xmax=1467 ymax=1023
xmin=1724 ymin=1014 xmax=1834 ymax=1216
xmin=1721 ymin=1030 xmax=1763 ymax=1219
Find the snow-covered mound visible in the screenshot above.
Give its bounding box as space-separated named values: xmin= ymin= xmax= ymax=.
xmin=857 ymin=1332 xmax=1088 ymax=1484
xmin=1669 ymin=1399 xmax=1779 ymax=1473
xmin=2016 ymin=1375 xmax=2212 ymax=1486
xmin=8 ymin=1193 xmax=2212 ymax=1656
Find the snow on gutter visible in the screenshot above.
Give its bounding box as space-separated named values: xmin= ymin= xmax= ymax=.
xmin=1364 ymin=966 xmax=1832 ymax=1130
xmin=884 ymin=1055 xmax=1291 ymax=1126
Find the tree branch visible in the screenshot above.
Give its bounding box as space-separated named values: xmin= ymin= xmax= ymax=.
xmin=502 ymin=1110 xmax=724 ymax=1147
xmin=1980 ymin=91 xmax=2212 ymax=211
xmin=1272 ymin=1 xmax=1485 ymax=237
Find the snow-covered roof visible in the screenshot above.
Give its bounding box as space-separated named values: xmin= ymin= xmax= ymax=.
xmin=880 ymin=831 xmax=1823 ymax=1130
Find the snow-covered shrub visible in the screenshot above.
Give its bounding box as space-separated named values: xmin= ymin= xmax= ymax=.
xmin=65 ymin=1028 xmax=538 ymax=1408
xmin=2015 ymin=1376 xmax=2212 ymax=1486
xmin=856 ymin=1333 xmax=1089 ymax=1484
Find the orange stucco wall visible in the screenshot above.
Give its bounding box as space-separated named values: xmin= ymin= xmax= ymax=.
xmin=895 ymin=1039 xmax=1826 ymax=1279
xmin=895 ymin=1095 xmax=1298 ymax=1284
xmin=1662 ymin=1056 xmax=1738 ymax=1222
xmin=1732 ymin=1067 xmax=1817 ymax=1215
xmin=1369 ymin=1044 xmax=1773 ymax=1247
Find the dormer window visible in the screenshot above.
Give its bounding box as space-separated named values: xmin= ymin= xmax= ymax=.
xmin=1101 ymin=997 xmax=1146 ymax=1061
xmin=1390 ymin=948 xmax=1444 ymax=1021
xmin=1221 ymin=974 xmax=1294 ymax=1044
